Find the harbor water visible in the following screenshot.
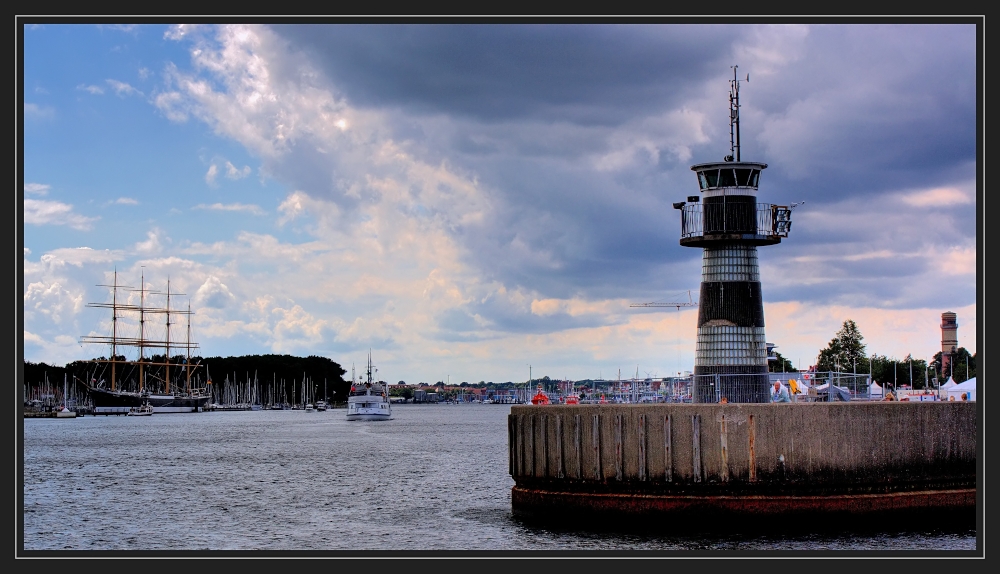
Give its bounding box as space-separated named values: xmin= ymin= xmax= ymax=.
xmin=22 ymin=404 xmax=976 ymax=553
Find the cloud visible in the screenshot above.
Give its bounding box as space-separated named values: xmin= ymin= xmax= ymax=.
xmin=77 ymin=84 xmax=104 ymax=95
xmin=24 ymin=183 xmax=50 ymax=195
xmin=900 ymin=186 xmax=974 ymax=207
xmin=192 ymin=202 xmax=266 ymax=215
xmin=225 ymin=161 xmax=251 ymax=179
xmin=23 ymin=199 xmax=98 ymax=231
xmin=164 ymin=24 xmax=203 ymax=41
xmin=134 ymin=229 xmax=164 ymax=254
xmin=138 ymin=67 xmax=151 ymax=80
xmin=114 ymin=197 xmax=138 ymax=205
xmin=195 ymin=275 xmax=237 ymax=309
xmin=34 ymin=247 xmax=119 ymax=269
xmin=106 ymin=79 xmax=143 ymax=97
xmin=23 ymin=281 xmax=84 ymax=324
xmin=154 ymin=91 xmax=188 ymax=122
xmin=204 ymin=163 xmax=218 ymax=185
xmin=24 ymin=103 xmax=54 ymax=119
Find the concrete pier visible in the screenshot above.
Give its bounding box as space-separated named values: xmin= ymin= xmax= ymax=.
xmin=508 ymin=403 xmax=976 ymax=531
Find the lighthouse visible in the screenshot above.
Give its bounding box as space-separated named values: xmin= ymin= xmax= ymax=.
xmin=674 ymin=67 xmax=794 ymax=403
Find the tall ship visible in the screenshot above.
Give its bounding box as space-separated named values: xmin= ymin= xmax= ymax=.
xmin=346 ymin=352 xmax=392 ymax=421
xmin=80 ymin=270 xmax=211 ymax=414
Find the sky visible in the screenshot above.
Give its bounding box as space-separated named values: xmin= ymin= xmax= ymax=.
xmin=20 ymin=20 xmax=981 ymax=386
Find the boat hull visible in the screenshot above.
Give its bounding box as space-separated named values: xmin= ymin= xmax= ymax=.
xmin=88 ymin=387 xmax=210 ymax=414
xmin=346 ymin=412 xmax=392 ymax=421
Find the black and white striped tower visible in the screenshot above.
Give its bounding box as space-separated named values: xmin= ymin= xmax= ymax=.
xmin=675 ymin=66 xmax=793 ymax=403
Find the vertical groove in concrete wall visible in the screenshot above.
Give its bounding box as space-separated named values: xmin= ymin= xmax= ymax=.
xmin=541 ymin=415 xmax=548 ymax=477
xmin=592 ymin=414 xmax=601 ymax=481
xmin=528 ymin=415 xmax=535 ymax=477
xmin=556 ymin=415 xmax=564 ymax=479
xmin=720 ymin=412 xmax=729 ymax=483
xmin=748 ymin=413 xmax=756 ymax=482
xmin=638 ymin=414 xmax=647 ymax=482
xmin=692 ymin=414 xmax=702 ymax=483
xmin=615 ymin=414 xmax=623 ymax=481
xmin=665 ymin=414 xmax=673 ymax=482
xmin=508 ymin=416 xmax=514 ymax=477
xmin=515 ymin=415 xmax=523 ymax=478
xmin=575 ymin=414 xmax=582 ymax=479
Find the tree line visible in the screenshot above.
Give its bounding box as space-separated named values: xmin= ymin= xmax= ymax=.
xmin=23 ymin=354 xmax=351 ymax=406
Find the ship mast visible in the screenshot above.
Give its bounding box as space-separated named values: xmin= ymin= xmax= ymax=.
xmin=111 ymin=269 xmax=118 ymax=391
xmin=186 ymin=302 xmax=192 ymax=394
xmin=138 ymin=268 xmax=146 ymax=393
xmin=165 ymin=277 xmax=171 ymax=394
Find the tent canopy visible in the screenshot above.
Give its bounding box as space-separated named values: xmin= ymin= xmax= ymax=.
xmin=947 ymin=378 xmax=976 ymax=401
xmin=953 ymin=378 xmax=976 ymax=390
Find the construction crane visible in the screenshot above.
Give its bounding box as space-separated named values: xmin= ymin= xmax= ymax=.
xmin=629 ymin=290 xmax=698 ymax=309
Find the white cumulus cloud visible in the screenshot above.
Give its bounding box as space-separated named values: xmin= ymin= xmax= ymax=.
xmin=225 ymin=161 xmax=252 ymax=179
xmin=24 ymin=183 xmax=50 ymax=195
xmin=195 ymin=276 xmax=237 ymax=309
xmin=193 ymin=202 xmax=266 ymax=215
xmin=23 ymin=198 xmax=97 ymax=230
xmin=77 ymin=84 xmax=104 ymax=95
xmin=205 ymin=163 xmax=218 ymax=186
xmin=106 ymin=79 xmax=143 ymax=97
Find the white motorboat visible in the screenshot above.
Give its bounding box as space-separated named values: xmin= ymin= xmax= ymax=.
xmin=55 ymin=405 xmax=77 ymax=418
xmin=315 ymin=400 xmax=328 ymax=411
xmin=127 ymin=403 xmax=154 ymax=416
xmin=347 ymin=352 xmax=392 ymax=421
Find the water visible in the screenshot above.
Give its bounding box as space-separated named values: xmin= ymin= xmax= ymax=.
xmin=22 ymin=404 xmax=977 ymax=554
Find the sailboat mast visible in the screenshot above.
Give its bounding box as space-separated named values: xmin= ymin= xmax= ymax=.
xmin=186 ymin=302 xmax=192 ymax=394
xmin=165 ymin=278 xmax=171 ymax=394
xmin=139 ymin=268 xmax=146 ymax=393
xmin=111 ymin=269 xmax=118 ymax=391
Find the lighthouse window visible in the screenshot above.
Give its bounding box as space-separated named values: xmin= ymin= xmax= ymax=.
xmin=749 ymin=169 xmax=760 ymax=187
xmin=735 ymin=168 xmax=753 ymax=186
xmin=719 ymin=169 xmax=737 ymax=187
xmin=703 ymin=169 xmax=719 ymax=188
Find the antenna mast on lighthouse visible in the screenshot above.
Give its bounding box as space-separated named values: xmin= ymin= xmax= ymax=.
xmin=728 ymin=65 xmax=748 ymax=162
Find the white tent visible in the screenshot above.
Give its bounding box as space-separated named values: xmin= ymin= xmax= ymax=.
xmin=947 ymin=378 xmax=976 ymax=402
xmin=869 ymin=381 xmax=884 ymax=399
xmin=938 ymin=376 xmax=957 ymax=398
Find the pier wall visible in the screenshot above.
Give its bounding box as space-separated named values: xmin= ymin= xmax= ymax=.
xmin=508 ymin=403 xmax=976 ymax=529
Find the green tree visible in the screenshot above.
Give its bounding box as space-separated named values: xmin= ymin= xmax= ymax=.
xmin=389 ymin=385 xmax=413 ymax=400
xmin=931 ymin=347 xmax=976 ymax=383
xmin=816 ymin=320 xmax=867 ymax=373
xmin=768 ymin=351 xmax=796 ymax=373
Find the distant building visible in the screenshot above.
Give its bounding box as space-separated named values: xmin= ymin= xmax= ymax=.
xmin=941 ymin=312 xmax=958 ymax=377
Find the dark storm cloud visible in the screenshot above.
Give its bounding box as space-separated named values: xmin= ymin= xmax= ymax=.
xmin=751 ymin=24 xmax=976 ymax=201
xmin=271 ymin=23 xmax=739 ymax=124
xmin=263 ymin=23 xmax=976 ymax=319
